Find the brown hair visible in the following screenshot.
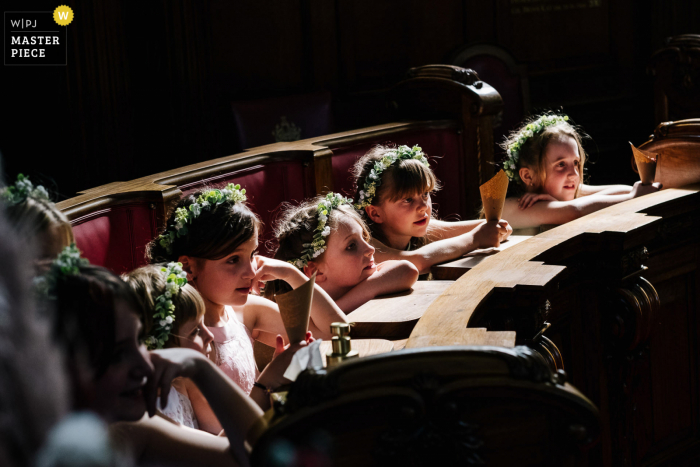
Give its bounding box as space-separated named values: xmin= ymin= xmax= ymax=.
xmin=351 ymin=145 xmax=440 ymax=247
xmin=123 ymin=264 xmax=205 ymax=347
xmin=500 ymin=115 xmax=588 ymax=198
xmin=265 ymin=196 xmax=371 ymax=298
xmin=51 ymin=264 xmax=144 ymax=380
xmin=147 ymin=186 xmax=261 ymax=263
xmin=5 ymin=196 xmax=74 ymax=259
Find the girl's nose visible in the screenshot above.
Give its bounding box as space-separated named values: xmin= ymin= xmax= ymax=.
xmin=202 ymin=323 xmax=215 ymax=348
xmin=241 ymin=258 xmax=256 ymax=279
xmin=363 ymin=240 xmax=376 ymax=257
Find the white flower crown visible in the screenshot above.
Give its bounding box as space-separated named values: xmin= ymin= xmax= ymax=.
xmin=158 ymin=183 xmax=247 ymax=254
xmin=289 ymin=192 xmax=353 ymax=270
xmin=355 ymin=145 xmax=429 ymax=209
xmin=145 ymin=262 xmax=188 ymax=350
xmin=1 ymin=173 xmax=50 ymax=206
xmin=503 ymin=115 xmax=569 ymax=182
xmin=35 ymin=243 xmax=90 ymax=299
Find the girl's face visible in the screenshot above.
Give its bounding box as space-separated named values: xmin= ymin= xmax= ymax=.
xmin=541 ymin=135 xmax=581 ymax=201
xmin=93 ymin=300 xmax=154 ymax=422
xmin=189 ymin=235 xmax=258 ymax=307
xmin=176 ymin=316 xmax=214 ymax=357
xmin=376 ymin=189 xmax=432 ymax=240
xmin=316 ymin=217 xmax=376 ymax=289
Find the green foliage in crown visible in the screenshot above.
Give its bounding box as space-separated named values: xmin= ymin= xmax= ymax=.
xmin=1 ymin=174 xmax=50 ymax=206
xmin=158 ymin=183 xmax=247 ymax=254
xmin=145 ymin=262 xmax=188 ymax=350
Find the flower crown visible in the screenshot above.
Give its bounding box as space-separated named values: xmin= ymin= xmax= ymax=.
xmin=35 ymin=244 xmax=89 ymax=299
xmin=158 ymin=183 xmax=247 ymax=254
xmin=1 ymin=173 xmax=50 ymax=206
xmin=355 ymin=145 xmax=429 ymax=209
xmin=145 ymin=262 xmax=188 ymax=350
xmin=289 ymin=192 xmax=353 ymax=270
xmin=503 ymin=115 xmax=569 ymax=182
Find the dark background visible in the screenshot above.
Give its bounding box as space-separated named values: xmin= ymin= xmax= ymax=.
xmin=1 ymin=0 xmax=698 ymax=199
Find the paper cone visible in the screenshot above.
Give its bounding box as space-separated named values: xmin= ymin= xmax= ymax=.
xmin=480 ymin=170 xmax=509 ymax=221
xmin=275 ymin=272 xmax=315 ymax=343
xmin=630 ymin=142 xmax=657 ymax=184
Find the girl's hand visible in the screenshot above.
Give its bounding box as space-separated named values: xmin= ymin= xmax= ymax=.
xmin=471 ymin=220 xmax=510 ymax=248
xmin=630 ymin=180 xmax=662 ymax=198
xmin=272 ymin=332 xmax=314 ymax=358
xmin=252 ymin=256 xmax=299 ymax=293
xmin=518 ymin=193 xmax=557 ymax=210
xmin=145 ymin=348 xmax=208 ymax=417
xmin=257 ymin=337 xmax=311 ymax=390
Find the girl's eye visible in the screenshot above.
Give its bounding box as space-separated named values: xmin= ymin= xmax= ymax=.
xmin=404 ymin=197 xmax=413 ymax=203
xmin=190 ymin=327 xmax=201 ymax=337
xmin=346 ymin=242 xmax=356 ymax=251
xmin=250 ymin=250 xmax=258 ymax=259
xmin=227 ymin=256 xmax=239 ymax=264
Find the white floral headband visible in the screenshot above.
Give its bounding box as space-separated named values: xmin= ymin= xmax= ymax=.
xmin=145 ymin=262 xmax=188 ymax=350
xmin=1 ymin=173 xmax=50 ymax=206
xmin=503 ymin=114 xmax=569 ymax=182
xmin=355 ymin=145 xmax=429 ymax=209
xmin=289 ymin=192 xmax=353 ymax=270
xmin=34 ymin=244 xmax=89 ymax=300
xmin=158 ymin=183 xmax=247 ymax=254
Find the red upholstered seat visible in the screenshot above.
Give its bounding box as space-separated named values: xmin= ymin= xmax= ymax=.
xmin=72 ymin=203 xmax=158 ymax=275
xmin=329 ymin=127 xmax=468 ymax=220
xmin=177 ymin=160 xmax=313 ymax=256
xmin=231 ymin=91 xmax=334 ymax=151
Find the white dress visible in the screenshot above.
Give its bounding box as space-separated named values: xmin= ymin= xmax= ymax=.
xmin=158 ymin=385 xmax=198 ymax=429
xmin=209 ymin=306 xmax=260 ymax=395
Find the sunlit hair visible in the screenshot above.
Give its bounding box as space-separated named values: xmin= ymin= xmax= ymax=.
xmin=147 ymin=185 xmax=261 ymax=263
xmin=123 ymin=264 xmax=206 ymax=348
xmin=351 ymin=145 xmax=441 ymax=206
xmin=351 ymin=145 xmax=440 ymax=247
xmin=264 ymin=197 xmax=371 ymax=299
xmin=5 ymin=196 xmax=74 ymax=259
xmin=500 ymin=114 xmax=588 ymax=198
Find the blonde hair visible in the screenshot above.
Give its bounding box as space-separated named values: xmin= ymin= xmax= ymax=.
xmin=5 ymin=197 xmax=74 ymax=258
xmin=501 ymin=115 xmax=588 ymax=198
xmin=264 ymin=197 xmax=371 ymax=299
xmin=351 ymin=145 xmax=440 ymax=248
xmin=122 ymin=264 xmax=205 ymax=347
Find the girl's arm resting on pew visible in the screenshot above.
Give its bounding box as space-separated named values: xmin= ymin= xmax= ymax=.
xmin=578 ymin=183 xmax=633 ymax=196
xmin=372 ymin=221 xmax=508 ymax=274
xmin=335 ymin=260 xmax=419 ymax=313
xmin=426 ymin=219 xmax=486 ymax=241
xmin=503 ymin=181 xmax=662 ymax=229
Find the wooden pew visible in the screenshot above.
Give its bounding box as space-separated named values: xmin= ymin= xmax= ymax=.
xmin=252 ymin=346 xmax=599 ymax=467
xmin=56 ymin=64 xmax=501 ymax=274
xmin=405 ymin=184 xmax=700 ymax=466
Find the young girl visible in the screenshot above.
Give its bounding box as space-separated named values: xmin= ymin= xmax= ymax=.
xmin=271 ymin=192 xmax=419 ymax=312
xmin=2 ymin=173 xmax=73 ymax=262
xmin=352 ymin=145 xmax=512 ymax=274
xmin=47 ymin=255 xmax=314 ymax=466
xmin=499 ymin=114 xmax=662 ymax=231
xmin=147 ymin=184 xmax=347 ymax=399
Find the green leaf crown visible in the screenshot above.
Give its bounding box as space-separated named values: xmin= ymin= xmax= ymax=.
xmin=1 ymin=174 xmax=50 ymax=206
xmin=145 ymin=262 xmax=188 ymax=350
xmin=355 ymin=145 xmax=429 ymax=209
xmin=35 ymin=244 xmax=90 ymax=299
xmin=158 ymin=183 xmax=247 ymax=255
xmin=289 ymin=192 xmax=353 ymax=270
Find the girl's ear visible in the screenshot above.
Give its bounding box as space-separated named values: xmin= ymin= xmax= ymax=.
xmin=304 ymin=261 xmax=326 ymax=283
xmin=178 ymin=255 xmax=197 ymax=281
xmin=365 ymin=205 xmax=384 ymax=224
xmin=519 ymin=167 xmax=535 ymax=188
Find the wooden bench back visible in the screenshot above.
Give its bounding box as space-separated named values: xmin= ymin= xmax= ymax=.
xmin=57 ymin=65 xmax=502 ymax=273
xmin=251 ymin=346 xmax=599 ymax=466
xmin=637 ymin=118 xmax=700 ymax=189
